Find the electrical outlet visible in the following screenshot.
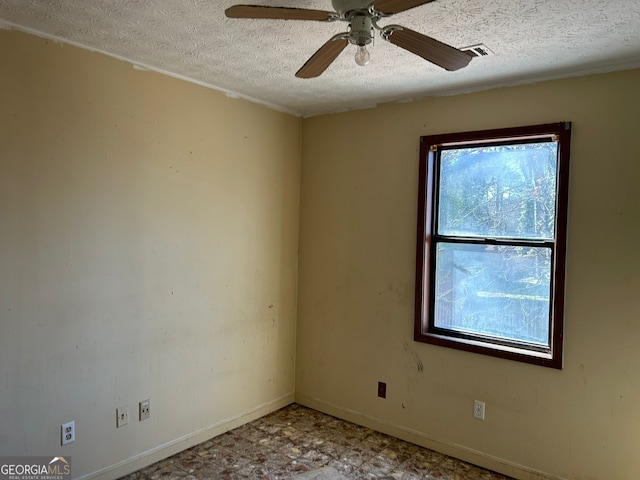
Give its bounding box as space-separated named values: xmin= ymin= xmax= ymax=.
xmin=61 ymin=421 xmax=75 ymax=445
xmin=473 ymin=400 xmax=485 ymax=420
xmin=378 ymin=381 xmax=386 ymax=399
xmin=139 ymin=400 xmax=150 ymax=421
xmin=116 ymin=407 xmax=129 ymax=428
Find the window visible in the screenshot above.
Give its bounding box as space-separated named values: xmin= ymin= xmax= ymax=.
xmin=414 ymin=123 xmax=571 ymax=368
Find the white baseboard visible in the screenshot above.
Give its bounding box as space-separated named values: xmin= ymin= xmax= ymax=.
xmin=79 ymin=392 xmax=295 ymax=480
xmin=295 ymin=393 xmax=563 ymax=480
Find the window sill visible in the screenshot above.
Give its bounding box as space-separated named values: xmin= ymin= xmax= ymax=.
xmin=415 ymin=331 xmax=561 ymax=369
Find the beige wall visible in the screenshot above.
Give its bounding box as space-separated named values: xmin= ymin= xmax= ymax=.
xmin=297 ymin=69 xmax=640 ymax=480
xmin=0 ymin=30 xmax=300 ymax=479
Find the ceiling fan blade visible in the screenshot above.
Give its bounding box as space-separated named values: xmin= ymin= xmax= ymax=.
xmin=371 ymin=0 xmax=436 ymax=15
xmin=382 ymin=26 xmax=472 ymax=71
xmin=296 ymin=34 xmax=349 ymax=79
xmin=225 ymin=5 xmax=335 ymax=21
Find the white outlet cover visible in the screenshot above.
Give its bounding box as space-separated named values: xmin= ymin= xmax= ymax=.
xmin=473 ymin=400 xmax=486 ymax=420
xmin=139 ymin=400 xmax=150 ymax=421
xmin=116 ymin=407 xmax=129 ymax=428
xmin=61 ymin=421 xmax=75 ymax=445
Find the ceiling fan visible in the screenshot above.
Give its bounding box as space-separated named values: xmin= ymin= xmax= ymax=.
xmin=225 ymin=0 xmax=472 ymax=78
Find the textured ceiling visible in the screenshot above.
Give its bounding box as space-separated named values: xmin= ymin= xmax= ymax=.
xmin=1 ymin=0 xmax=639 ymax=117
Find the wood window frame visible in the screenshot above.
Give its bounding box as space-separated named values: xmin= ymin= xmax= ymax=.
xmin=414 ymin=123 xmax=572 ymax=369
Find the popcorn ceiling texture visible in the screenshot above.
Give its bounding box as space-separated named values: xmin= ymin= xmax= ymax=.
xmin=1 ymin=0 xmax=639 ymax=116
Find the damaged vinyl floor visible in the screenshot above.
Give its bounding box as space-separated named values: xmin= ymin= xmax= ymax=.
xmin=119 ymin=404 xmax=513 ymax=480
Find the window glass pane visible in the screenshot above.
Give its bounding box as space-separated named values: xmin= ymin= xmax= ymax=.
xmin=438 ymin=142 xmax=558 ymax=240
xmin=434 ymin=243 xmax=551 ymax=346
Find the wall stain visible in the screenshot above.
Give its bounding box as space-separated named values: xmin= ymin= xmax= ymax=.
xmin=579 ymin=363 xmax=587 ymax=387
xmin=403 ymin=340 xmax=424 ymax=373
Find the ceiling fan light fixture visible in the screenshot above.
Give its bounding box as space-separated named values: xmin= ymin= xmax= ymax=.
xmin=348 ymin=15 xmax=373 ymax=46
xmin=348 ymin=15 xmax=373 ymax=66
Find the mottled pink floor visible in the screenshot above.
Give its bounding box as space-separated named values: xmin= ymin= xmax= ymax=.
xmin=120 ymin=404 xmax=513 ymax=480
